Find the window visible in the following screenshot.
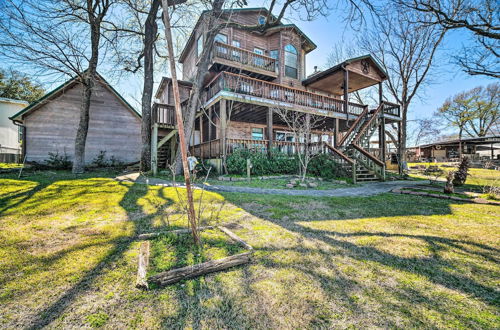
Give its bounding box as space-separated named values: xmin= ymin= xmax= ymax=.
xmin=232 ymin=40 xmax=241 ymax=60
xmin=196 ymin=35 xmax=203 ymax=57
xmin=254 ymin=47 xmax=265 ymax=67
xmin=269 ymin=49 xmax=279 ymax=72
xmin=258 ymin=15 xmax=266 ymax=25
xmin=252 ymin=128 xmax=264 ymax=140
xmin=284 ymin=44 xmax=298 ymax=78
xmin=215 ymin=33 xmax=227 ymax=44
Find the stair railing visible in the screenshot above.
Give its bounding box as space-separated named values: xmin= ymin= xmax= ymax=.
xmin=338 ymin=105 xmax=369 ymax=147
xmin=351 ymin=144 xmax=385 ymax=180
xmin=323 ymin=142 xmax=357 ymax=184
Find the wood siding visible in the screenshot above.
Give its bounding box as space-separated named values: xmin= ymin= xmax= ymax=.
xmin=24 ymin=81 xmax=142 ymax=164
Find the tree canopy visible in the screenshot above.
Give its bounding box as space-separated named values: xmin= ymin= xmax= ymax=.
xmin=0 ymin=69 xmax=45 ymax=103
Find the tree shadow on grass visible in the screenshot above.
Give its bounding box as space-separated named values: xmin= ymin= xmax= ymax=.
xmin=221 ymin=193 xmax=500 ymax=308
xmin=25 ymin=178 xmax=175 ymax=329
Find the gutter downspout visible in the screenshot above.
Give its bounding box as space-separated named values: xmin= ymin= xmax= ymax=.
xmin=11 ymin=119 xmax=26 ymax=163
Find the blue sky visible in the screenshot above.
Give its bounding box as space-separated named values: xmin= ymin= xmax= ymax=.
xmin=108 ymin=1 xmax=493 ymax=144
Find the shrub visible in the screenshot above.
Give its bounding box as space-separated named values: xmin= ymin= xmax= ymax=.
xmin=46 ymin=151 xmax=72 ymax=169
xmin=453 ymin=157 xmax=470 ymax=186
xmin=308 ymin=154 xmax=345 ymax=179
xmin=92 ymin=151 xmax=108 ymax=167
xmin=226 ymin=149 xmax=299 ymax=176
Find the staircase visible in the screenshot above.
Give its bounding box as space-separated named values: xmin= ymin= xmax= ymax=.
xmin=324 ymin=102 xmax=389 ymax=183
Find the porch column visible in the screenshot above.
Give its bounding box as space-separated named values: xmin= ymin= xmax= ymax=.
xmin=343 ymin=69 xmax=349 ymax=115
xmin=220 ymin=99 xmax=227 ymax=161
xmin=379 ymin=116 xmax=386 ymax=162
xmin=151 ymin=123 xmax=158 ymax=175
xmin=491 ymin=143 xmax=494 ymax=160
xmin=378 ymin=82 xmax=383 ymax=104
xmin=267 ymin=107 xmax=273 ymax=155
xmin=334 ymin=118 xmax=339 ymax=147
xmin=199 ymin=115 xmax=203 ymax=144
xmin=170 ymin=134 xmax=177 ymax=165
xmin=208 ymin=107 xmax=213 ymax=159
xmin=397 ymin=121 xmax=403 ymax=175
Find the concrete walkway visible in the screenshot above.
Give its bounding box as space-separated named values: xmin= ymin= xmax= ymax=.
xmin=116 ymin=172 xmax=428 ymax=197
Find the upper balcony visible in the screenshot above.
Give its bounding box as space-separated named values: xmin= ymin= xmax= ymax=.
xmin=210 ymin=42 xmax=278 ymax=80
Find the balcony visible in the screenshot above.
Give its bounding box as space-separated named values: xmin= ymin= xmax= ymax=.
xmin=204 ymin=71 xmax=367 ymax=118
xmin=210 ymin=42 xmax=278 ymax=80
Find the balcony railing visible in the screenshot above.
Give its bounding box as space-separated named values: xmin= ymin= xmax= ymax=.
xmin=382 ymin=101 xmax=400 ymax=117
xmin=205 ymin=71 xmax=366 ymax=116
xmin=153 ymin=103 xmax=176 ymax=127
xmin=213 ymin=42 xmax=277 ymax=74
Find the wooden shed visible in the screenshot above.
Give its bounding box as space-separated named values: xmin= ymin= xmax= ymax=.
xmin=10 ymin=73 xmax=142 ymax=165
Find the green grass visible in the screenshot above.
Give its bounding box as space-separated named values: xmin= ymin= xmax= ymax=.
xmin=408 ymin=163 xmax=500 ymax=192
xmin=149 ymin=229 xmax=246 ymax=276
xmin=0 ymin=163 xmax=22 ymax=169
xmin=402 ymin=187 xmax=475 ymax=199
xmin=0 ymin=170 xmax=499 ymax=328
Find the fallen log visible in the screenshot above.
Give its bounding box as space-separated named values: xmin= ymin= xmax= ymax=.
xmin=149 ymin=251 xmax=252 ymax=286
xmin=137 ymin=226 xmax=213 ymax=240
xmin=217 ymin=226 xmax=253 ymax=251
xmin=136 ymin=241 xmax=150 ymax=289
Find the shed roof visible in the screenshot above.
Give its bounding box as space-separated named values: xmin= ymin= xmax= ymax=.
xmin=9 ymin=72 xmax=140 ymax=123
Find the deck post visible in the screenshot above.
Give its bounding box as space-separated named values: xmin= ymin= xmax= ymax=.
xmin=397 ymin=121 xmax=403 ymax=175
xmin=267 ymin=107 xmax=273 ymax=155
xmin=220 ymin=99 xmax=227 ymax=164
xmin=170 ymin=134 xmax=177 ymax=165
xmin=151 ymin=123 xmax=158 ymax=175
xmin=208 ymin=107 xmax=213 ymax=159
xmin=334 ymin=118 xmax=339 ymax=147
xmin=343 ymin=68 xmax=349 ymax=115
xmin=378 ymin=82 xmax=383 ymax=104
xmin=199 ymin=115 xmax=203 ymax=145
xmin=379 ymin=116 xmax=386 ymax=163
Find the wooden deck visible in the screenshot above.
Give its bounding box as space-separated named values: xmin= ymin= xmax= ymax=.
xmin=204 ymin=72 xmax=367 ymax=118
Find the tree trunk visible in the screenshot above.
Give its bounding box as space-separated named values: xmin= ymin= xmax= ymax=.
xmin=140 ymin=0 xmax=161 ymax=172
xmin=458 ymin=128 xmax=463 ymax=159
xmin=72 ymin=20 xmax=100 ymax=174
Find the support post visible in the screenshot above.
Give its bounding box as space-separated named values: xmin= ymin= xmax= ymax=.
xmin=199 ymin=115 xmax=203 ymax=144
xmin=220 ymin=100 xmax=227 ymax=162
xmin=491 ymin=143 xmax=494 ymax=160
xmin=378 ymin=82 xmax=383 ymax=104
xmin=208 ymin=107 xmax=213 ymax=159
xmin=343 ymin=69 xmax=349 ymax=115
xmin=267 ymin=107 xmax=273 ymax=155
xmin=397 ymin=121 xmax=403 ymax=175
xmin=151 ymin=123 xmax=158 ymax=175
xmin=334 ymin=118 xmax=339 ymax=147
xmin=379 ymin=116 xmax=386 ymax=163
xmin=170 ymin=134 xmax=177 ymax=165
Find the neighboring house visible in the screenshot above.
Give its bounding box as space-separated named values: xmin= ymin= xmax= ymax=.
xmin=10 ymin=73 xmax=142 ymax=165
xmin=415 ymin=136 xmax=500 ymax=162
xmin=153 ymin=7 xmax=403 ymax=181
xmin=0 ymin=97 xmax=28 ymax=163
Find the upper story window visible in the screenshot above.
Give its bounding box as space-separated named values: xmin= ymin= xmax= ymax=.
xmin=269 ymin=50 xmax=279 ymax=72
xmin=215 ymin=33 xmax=227 ymax=44
xmin=196 ymin=35 xmax=203 ymax=57
xmin=232 ymin=40 xmax=241 ymax=60
xmin=258 ymin=15 xmax=266 ymax=25
xmin=284 ymin=44 xmax=298 ymax=79
xmin=253 ymin=47 xmax=265 ymax=67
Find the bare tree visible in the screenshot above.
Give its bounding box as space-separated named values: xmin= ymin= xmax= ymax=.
xmin=0 ymin=0 xmax=116 ymax=173
xmin=274 ymin=108 xmax=326 ymax=182
xmin=411 ymin=117 xmax=441 ymax=146
xmin=395 ymin=0 xmax=499 ymax=78
xmin=359 ymin=4 xmax=445 ymax=165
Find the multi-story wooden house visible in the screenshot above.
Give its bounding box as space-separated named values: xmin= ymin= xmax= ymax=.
xmin=153 ymin=7 xmax=402 ymax=182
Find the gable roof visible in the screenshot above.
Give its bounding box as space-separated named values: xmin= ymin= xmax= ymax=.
xmin=9 ymin=72 xmax=140 ymax=123
xmin=178 ymin=7 xmax=317 ymax=63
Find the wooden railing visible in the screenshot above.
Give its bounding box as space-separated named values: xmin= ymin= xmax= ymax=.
xmin=213 ymin=42 xmax=277 ymax=73
xmin=153 ymin=103 xmax=175 ymax=126
xmin=190 ymin=139 xmax=221 ymax=159
xmin=324 ymin=142 xmax=357 ymax=183
xmin=338 ymin=105 xmax=369 ymax=146
xmin=382 ymin=101 xmax=400 ymax=117
xmin=205 ymin=71 xmax=366 ymax=116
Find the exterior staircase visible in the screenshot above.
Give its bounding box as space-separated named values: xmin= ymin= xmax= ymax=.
xmin=323 ymin=102 xmax=390 ymax=183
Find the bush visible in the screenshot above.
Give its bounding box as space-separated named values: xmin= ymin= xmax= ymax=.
xmin=308 ymin=154 xmax=345 ymax=179
xmin=195 ymin=159 xmax=216 ymax=178
xmin=46 ymin=151 xmax=72 ymax=169
xmin=453 ymin=157 xmax=470 ymax=186
xmin=226 ymin=149 xmax=299 ymax=176
xmin=91 ymin=151 xmax=124 ymax=168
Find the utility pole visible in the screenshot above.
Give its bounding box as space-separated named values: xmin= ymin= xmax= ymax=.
xmin=161 ymin=0 xmax=199 ymax=245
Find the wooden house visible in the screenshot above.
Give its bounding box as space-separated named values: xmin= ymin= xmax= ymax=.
xmin=0 ymin=97 xmax=28 ymax=163
xmin=10 ymin=73 xmax=142 ymax=165
xmin=153 ymin=7 xmax=403 ymax=181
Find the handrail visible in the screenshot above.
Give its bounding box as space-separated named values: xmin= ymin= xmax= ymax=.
xmin=338 ymin=105 xmax=369 ymax=146
xmin=352 ymin=102 xmax=384 ymax=145
xmin=352 ymin=144 xmax=385 ymax=167
xmin=205 ymin=71 xmax=366 ymax=116
xmin=214 ymin=41 xmax=276 ymax=61
xmin=324 ymin=142 xmax=355 ymax=164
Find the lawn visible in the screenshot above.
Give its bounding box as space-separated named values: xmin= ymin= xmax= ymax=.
xmin=0 ymin=163 xmax=22 ymax=169
xmin=408 ymin=162 xmax=500 ymax=192
xmin=0 ymin=170 xmax=499 ymax=328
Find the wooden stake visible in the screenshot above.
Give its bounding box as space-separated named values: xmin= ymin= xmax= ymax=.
xmin=161 ymin=1 xmax=199 ymax=245
xmin=136 ymin=241 xmax=150 ymax=289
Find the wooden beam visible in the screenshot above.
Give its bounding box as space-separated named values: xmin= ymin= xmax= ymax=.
xmin=158 ymin=129 xmax=178 ymax=149
xmin=220 ymin=99 xmax=227 ymax=160
xmin=136 ymin=241 xmax=150 ymax=289
xmin=267 ymin=107 xmax=273 ymax=155
xmin=170 ymin=135 xmax=177 ymax=165
xmin=343 ymin=68 xmax=349 ymax=114
xmin=378 ymin=82 xmax=383 ymax=104
xmin=208 ymin=106 xmax=213 ymax=159
xmin=151 ymin=123 xmax=158 ymax=175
